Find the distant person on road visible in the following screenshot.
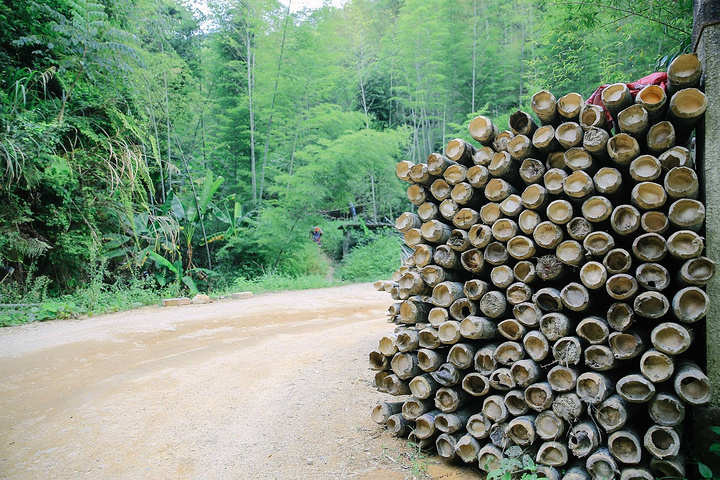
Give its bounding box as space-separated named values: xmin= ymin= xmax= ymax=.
xmin=310 ymin=226 xmax=323 ymax=246
xmin=349 ymin=202 xmax=357 ymax=218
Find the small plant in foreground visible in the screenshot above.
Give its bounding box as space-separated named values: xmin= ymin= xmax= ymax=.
xmin=486 ymin=446 xmax=547 ymax=480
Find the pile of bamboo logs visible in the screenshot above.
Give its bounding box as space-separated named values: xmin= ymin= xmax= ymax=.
xmin=372 ymin=53 xmax=713 ymax=479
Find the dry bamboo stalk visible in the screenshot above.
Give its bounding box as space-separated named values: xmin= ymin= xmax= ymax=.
xmin=534 ymin=221 xmax=564 ymax=249
xmin=395 ymin=211 xmax=422 ymax=233
xmin=449 ymin=297 xmax=476 ymax=320
xmin=616 ymin=374 xmax=656 ymax=403
xmin=620 ymin=467 xmax=655 ymax=480
xmin=507 ymin=415 xmax=537 ymax=446
xmin=448 ymin=343 xmax=478 ymax=369
xmin=555 ymin=121 xmax=584 ymax=149
xmin=558 ymin=92 xmax=583 ymax=121
xmin=506 ymin=235 xmax=536 ymax=260
xmin=491 ymin=265 xmax=515 ymax=289
xmin=451 ymin=182 xmax=480 ymax=206
xmin=659 ymin=146 xmax=693 ymax=170
xmin=504 ymin=389 xmax=529 ymax=416
xmin=469 ymin=115 xmax=499 ymax=145
xmin=500 ymin=194 xmax=523 ymax=217
xmin=413 ymin=244 xmax=434 ymax=267
xmin=410 ymin=162 xmax=437 ymax=186
xmin=650 ymin=455 xmax=686 ymax=479
xmin=544 ymin=168 xmax=568 ymax=195
xmin=491 ymin=218 xmax=518 ymax=243
xmin=518 ymin=209 xmax=542 ymax=236
xmin=461 ymin=372 xmax=491 ymax=396
xmin=514 ymin=302 xmax=542 ymax=327
xmin=634 ymin=291 xmax=670 ymax=319
xmin=665 ymin=166 xmax=699 ymax=200
xmin=455 ymin=435 xmax=481 ymax=463
xmin=410 ymin=373 xmax=441 ymax=400
xmin=507 ymin=135 xmax=536 ymax=162
xmin=438 ymin=320 xmax=462 ymax=345
xmin=536 ymin=410 xmax=566 ymax=441
xmin=479 ymin=202 xmax=502 ymax=225
xmin=434 ymin=245 xmax=461 ymax=270
xmin=417 ymin=202 xmax=439 ymax=222
xmin=631 ymin=182 xmax=667 ymax=210
xmin=576 ymin=316 xmax=609 ymax=344
xmin=609 ymin=429 xmax=643 ymax=464
xmin=439 ymin=199 xmax=460 ymax=221
xmin=489 ymin=367 xmax=516 ymax=391
xmin=509 ymin=110 xmax=538 ymax=136
xmin=632 ymin=233 xmax=667 ymax=263
xmin=532 ymin=89 xmax=558 ymax=124
xmin=448 ymin=228 xmax=472 ymax=251
xmin=513 ymin=261 xmax=536 ymax=284
xmin=557 ymin=241 xmax=584 ymax=267
xmin=372 ymin=401 xmax=404 ymax=424
xmin=474 ymin=343 xmax=499 ymax=374
xmin=547 ymin=151 xmax=566 ymax=168
xmin=641 ymin=211 xmax=669 ymax=234
xmin=460 ymin=248 xmax=485 ymax=274
xmin=474 ymin=146 xmax=495 ymax=166
xmin=579 ymin=261 xmax=608 ymax=290
xmin=602 ymin=83 xmax=633 ymax=118
xmin=427 ymin=152 xmax=457 ymax=176
xmin=417 ymin=348 xmax=446 ymax=372
xmin=392 ymin=352 xmax=422 ymax=379
xmin=647 ymin=121 xmax=676 ymax=155
xmin=494 ymin=341 xmax=524 ymax=366
xmin=435 ymin=386 xmax=468 ymax=412
xmin=407 ymin=431 xmax=436 ymax=450
xmin=585 ymin=345 xmax=617 ymax=371
xmin=667 ymin=230 xmax=704 ymax=260
xmin=651 ymin=322 xmax=693 ymax=356
xmin=649 ymin=391 xmax=686 ymax=427
xmin=478 ymin=444 xmax=504 ymax=472
xmin=603 ymin=248 xmax=632 ymax=275
xmin=630 ymin=155 xmax=662 ymax=182
xmin=636 ymin=262 xmax=671 ymax=292
xmin=506 ymin=282 xmax=533 ymax=305
xmin=418 ymin=326 xmax=441 ymax=350
xmin=641 ymin=349 xmax=675 ymax=383
xmin=435 ymin=432 xmax=463 ymax=460
xmin=668 ymin=88 xmax=708 ymax=129
xmin=493 ymin=130 xmax=515 ymax=152
xmin=564 ymin=147 xmax=594 ymax=172
xmin=673 ymin=360 xmax=711 ymax=405
xmin=485 ymin=178 xmax=516 ymax=202
xmin=384 ymin=374 xmax=411 ymax=395
xmin=524 ymin=330 xmax=551 ymax=362
xmin=561 ymin=466 xmax=591 ymax=480
xmin=636 ymin=84 xmax=667 ymax=123
xmin=607 ymin=133 xmax=640 ymax=166
xmin=403 ymin=397 xmax=436 ymax=421
xmin=679 ymin=256 xmax=715 ymax=286
xmin=520 ymin=158 xmax=547 ymax=185
xmin=533 ymin=125 xmax=559 ymax=153
xmin=432 ymin=282 xmax=465 ymax=308
xmin=584 ymin=126 xmax=611 ymax=157
xmin=567 ymin=217 xmax=593 ymax=240
xmin=547 ymin=199 xmax=573 ymax=225
xmin=552 ymin=392 xmax=585 ymax=422
xmin=552 ymin=336 xmax=583 ymax=365
xmin=466 ymin=165 xmax=490 ymax=189
xmin=644 ymin=425 xmax=681 ymax=459
xmin=534 ymin=288 xmax=564 ymax=315
xmin=547 ymin=365 xmax=579 ymax=392
xmin=668 ymin=199 xmax=705 ymax=232
xmin=522 ymin=184 xmax=549 ymax=210
xmin=479 ymin=290 xmax=507 ymax=319
xmin=535 ymin=257 xmax=567 ymax=287
xmin=396 ymin=160 xmax=415 ymax=182
xmin=525 ymin=381 xmax=554 ymax=412
xmin=592 ymin=167 xmax=623 ymax=197
xmin=466 ymin=413 xmax=492 ymax=439
xmin=399 ymin=271 xmax=430 ymax=297
xmin=508 ymin=358 xmax=541 ymax=387
xmin=468 ymin=223 xmax=493 ymax=248
xmin=568 ymin=421 xmax=601 ymax=458
xmin=369 ymin=350 xmax=389 ymax=371
xmin=579 ymin=104 xmax=608 ymax=131
xmin=385 ymin=413 xmax=410 ymax=437
xmin=668 ymin=53 xmax=702 ymax=92
xmin=482 ymin=394 xmax=509 ymax=423
xmin=536 ymin=441 xmax=569 ymax=467
xmin=611 ymin=204 xmax=641 ymax=237
xmin=560 ymin=283 xmax=591 ymax=312
xmin=379 ymin=333 xmax=400 ymax=356
xmin=609 ymin=331 xmax=645 ymax=359
xmin=430 ymin=178 xmax=452 ymax=201
xmin=595 ymin=395 xmax=630 ymax=433
xmin=413 ymin=410 xmax=441 ymax=439
xmin=400 ymin=298 xmax=431 ymax=324
xmin=407 ymin=184 xmax=430 ymax=205
xmin=396 ymin=328 xmax=421 ymax=352
xmin=577 ymin=372 xmax=614 ymax=405
xmin=618 ymin=104 xmax=649 ymax=138
xmin=586 ymin=448 xmax=619 ymax=479
xmin=463 ymin=279 xmax=490 ymax=301
xmin=435 ymin=408 xmax=474 ymax=434
xmin=458 ymin=316 xmax=496 ymax=342
xmin=445 ymin=138 xmax=477 ymax=165
xmin=421 ymin=265 xmax=461 ymax=288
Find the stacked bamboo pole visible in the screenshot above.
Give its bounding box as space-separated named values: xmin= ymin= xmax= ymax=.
xmin=373 ymin=54 xmax=714 ymax=479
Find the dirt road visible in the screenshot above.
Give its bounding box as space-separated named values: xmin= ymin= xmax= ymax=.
xmin=0 ymin=284 xmax=478 ymax=480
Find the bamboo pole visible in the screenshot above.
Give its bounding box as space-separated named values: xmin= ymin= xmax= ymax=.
xmin=580 ymin=103 xmax=608 ymax=131
xmin=607 ymin=302 xmax=634 ymax=332
xmin=430 ymin=178 xmax=452 ymax=201
xmin=602 ymin=83 xmax=633 ymax=118
xmin=534 ymin=288 xmax=564 ymax=314
xmin=585 ymin=345 xmax=617 ymax=371
xmin=506 ymin=236 xmax=536 ymax=260
xmin=552 ymin=392 xmax=585 ymax=422
xmin=536 ymin=441 xmax=569 ymax=467
xmin=532 ymin=89 xmax=558 ymax=124
xmin=461 ymin=372 xmax=491 ymax=396
xmin=396 ymin=160 xmax=414 ymax=182
xmin=460 ymin=248 xmax=485 ymax=274
xmin=474 ymin=146 xmax=495 ymax=166
xmin=407 ymin=184 xmax=431 ymax=206
xmin=409 ymin=162 xmax=437 ymax=186
xmin=474 ymin=343 xmax=499 ymax=374
xmin=427 ymin=152 xmax=457 ymax=176
xmin=438 ymin=320 xmax=462 ymax=345
xmin=504 ymin=389 xmax=529 ymax=416
xmin=586 ymin=448 xmax=619 ymax=479
xmin=609 ymin=330 xmax=645 ymax=359
xmin=523 ymin=330 xmax=551 ymax=362
xmin=413 ymin=409 xmax=441 ymax=439
xmin=489 ymin=367 xmax=516 ymax=391
xmin=618 ymin=104 xmax=649 ymax=139
xmin=469 ymin=115 xmax=499 ymax=146
xmin=402 ymin=397 xmax=436 ymax=421
xmin=579 ymin=261 xmax=608 ymax=290
xmin=616 ymin=374 xmax=656 ymax=403
xmin=434 ymin=386 xmax=468 ymax=412
xmin=547 ymin=365 xmax=579 ymax=392
xmin=507 ymin=134 xmax=537 ymax=162
xmin=651 ymin=322 xmax=693 ymax=355
xmin=466 ymin=165 xmax=490 ymax=189
xmin=560 ymin=282 xmax=591 ymax=311
xmin=533 ymin=125 xmax=559 ymax=153
xmin=659 ymin=146 xmax=692 ymax=170
xmin=513 ymin=261 xmax=537 ymax=284
xmin=641 ymin=211 xmax=669 ymax=234
xmin=418 ymin=202 xmax=439 ymax=222
xmin=410 ymin=373 xmax=441 ymax=400
xmin=568 ymin=421 xmax=601 ymax=458
xmin=607 ymin=133 xmax=640 ymax=166
xmin=634 ymin=291 xmax=670 ymax=319
xmin=544 ymin=168 xmax=568 ymax=195
xmin=556 ymin=122 xmax=584 ymax=149
xmin=595 ymin=395 xmax=630 ymax=433
xmin=610 ymin=204 xmax=641 ymax=237
xmin=583 ymin=231 xmax=615 ymax=257
xmin=552 ymin=336 xmax=583 ymax=365
xmin=418 ymin=326 xmax=442 ymax=349
xmin=534 ymin=221 xmax=564 ymax=249
xmin=435 ymin=432 xmax=463 ymax=460
xmin=466 ymin=413 xmax=492 ymax=439
xmin=445 ymin=138 xmax=477 ymax=165
xmin=468 ymin=223 xmax=492 ymax=248
xmin=506 ymin=282 xmax=533 ymax=305
xmin=649 ymin=391 xmax=686 ymax=427
xmin=507 ymin=415 xmax=537 ymax=446
xmin=668 ymin=88 xmax=708 ymax=130
xmin=536 ymin=410 xmax=566 ymax=441
xmin=500 ymin=194 xmax=523 ymax=217
xmin=478 ymin=444 xmax=504 ymax=472
xmin=417 ymin=348 xmax=446 ymax=372
xmin=650 ymin=455 xmax=686 ymax=479
xmin=493 ymin=130 xmax=515 ymax=152
xmin=385 ymin=414 xmax=411 ymax=437
xmin=668 ymin=199 xmax=705 ymax=231
xmin=577 ymin=372 xmax=614 ymax=405
xmin=631 ymin=182 xmax=667 ymax=210
xmin=557 ymin=92 xmax=583 ymax=121
xmin=584 ymin=126 xmax=610 ymax=157
xmin=635 ymin=263 xmax=670 ymax=291
xmin=567 ymin=217 xmax=593 ymax=240
xmin=525 ymin=381 xmax=554 ymax=412
xmin=636 ymin=84 xmax=667 ymax=123
xmin=392 ymin=351 xmax=422 ymax=379
xmin=646 ymin=121 xmax=676 ymax=155
xmin=673 ymin=360 xmax=711 ymax=405
xmin=608 ymin=429 xmax=643 ymax=464
xmin=372 ymin=401 xmax=404 ymax=424
xmin=455 ymin=434 xmax=481 ymax=463
xmin=547 ymin=199 xmax=573 ymax=225
xmin=630 ymin=155 xmax=662 ymax=182
xmin=644 ymin=425 xmax=681 ymax=459
xmin=491 ymin=265 xmax=515 ymax=289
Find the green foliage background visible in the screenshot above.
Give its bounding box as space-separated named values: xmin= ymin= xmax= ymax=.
xmin=0 ymin=0 xmax=692 ymax=320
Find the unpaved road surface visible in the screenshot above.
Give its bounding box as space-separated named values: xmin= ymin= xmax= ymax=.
xmin=0 ymin=284 xmax=479 ymax=480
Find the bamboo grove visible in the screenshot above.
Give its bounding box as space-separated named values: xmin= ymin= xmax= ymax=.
xmin=372 ymin=54 xmax=712 ymax=479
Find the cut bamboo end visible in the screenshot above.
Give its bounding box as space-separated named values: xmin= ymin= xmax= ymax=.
xmin=402 ymin=397 xmax=435 ymax=421
xmin=391 ymin=351 xmax=421 ymax=379
xmin=543 ymin=168 xmax=568 ymax=195
xmin=646 ymin=121 xmax=676 ymax=155
xmin=461 ymin=372 xmax=491 ymax=397
xmin=507 ymin=134 xmax=535 ymax=162
xmin=396 ymin=160 xmax=415 ymax=182
xmin=507 ymin=415 xmax=537 ymax=446
xmin=607 ymin=133 xmax=640 ymax=166
xmin=439 ymin=199 xmax=459 ymax=221
xmin=469 ymin=115 xmax=499 ymax=145
xmin=560 ymin=283 xmax=590 ymax=312
xmin=504 ymin=389 xmax=529 ymax=416
xmin=518 ymin=209 xmax=542 ymax=235
xmin=449 ymin=297 xmax=476 ymax=321
xmin=636 ymin=84 xmax=667 ymax=122
xmin=609 ymin=331 xmax=644 ymax=360
xmin=640 ymin=348 xmax=675 ymax=383
xmin=459 ymin=315 xmax=497 ymax=340
xmin=534 ymin=288 xmax=564 ymax=315
xmin=421 ymin=265 xmax=458 ymax=288
xmin=434 ymin=245 xmax=460 ymax=269
xmin=445 ymin=138 xmax=477 ymax=165
xmin=634 ymin=291 xmax=670 ymax=319
xmin=507 ymin=282 xmax=533 ymax=306
xmin=484 ymin=242 xmax=509 ymax=266
xmin=407 ymin=184 xmax=430 ymax=206
xmin=417 ymin=348 xmax=445 ymax=373
xmin=618 ymin=104 xmax=649 ymax=138
xmin=591 ymin=168 xmax=621 ymax=197
xmin=413 ymin=244 xmax=434 ymax=268
xmin=494 ymin=341 xmax=524 ymax=366
xmin=659 ymin=146 xmax=693 ymax=170
xmin=632 ymin=233 xmax=668 ymax=263
xmin=568 ymin=421 xmax=601 ymax=458
xmin=620 ymin=467 xmax=654 ymax=480
xmin=473 ymin=146 xmax=495 ymax=166
xmin=546 ymin=151 xmax=566 ymax=169
xmin=468 ymin=223 xmax=492 ymax=248
xmin=555 ymin=121 xmax=583 ymax=149
xmin=491 ymin=218 xmax=518 ymax=242
xmin=409 ymin=373 xmax=440 ymax=400
xmin=557 ymin=92 xmax=583 ymax=121
xmin=631 ymin=182 xmax=667 ymax=211
xmin=372 ymin=401 xmax=404 ymax=424
xmin=479 ymin=290 xmax=507 ymax=319
xmin=585 ymin=345 xmax=616 ymax=371
xmin=489 ymin=422 xmax=513 ymax=450
xmin=519 ymin=158 xmax=546 ymax=185
xmin=532 ymin=89 xmax=558 ymax=124
xmin=498 ymin=318 xmax=525 ymax=341
xmin=506 ymin=235 xmax=536 ymax=260
xmin=533 ymin=221 xmax=564 ymax=249
xmin=536 ymin=410 xmax=566 ymax=441
xmin=617 ymin=374 xmax=656 ymax=403
xmin=385 ymin=413 xmax=410 ymax=437
xmin=579 ymin=104 xmax=607 ymax=131
xmin=418 ymin=202 xmax=439 ymax=222
xmin=409 ymin=162 xmax=436 ymax=185
xmin=673 ymin=360 xmax=711 ymax=405
xmin=564 ymin=147 xmax=593 ymax=172
xmin=466 ymin=165 xmax=489 ymax=189
xmin=513 ymin=261 xmax=537 ymax=284
xmin=514 ymin=302 xmax=542 ymax=327
xmin=522 ymin=184 xmax=548 ymax=210
xmin=466 ymin=412 xmax=491 ymax=439
xmin=400 ymin=298 xmax=431 ymax=324
xmin=548 ymin=365 xmax=578 ymax=392
xmin=537 ymin=441 xmax=569 ymax=467
xmin=576 ymin=316 xmax=609 ymax=344
xmin=485 ymin=178 xmax=515 ymax=202
xmin=448 ymin=343 xmax=478 ymax=369
xmin=427 ymin=152 xmax=456 ymax=176
xmin=552 ymin=336 xmax=583 ymax=366
xmin=463 ymin=279 xmax=489 ymax=301
xmin=579 ymin=261 xmax=608 ymax=290
xmin=567 ymin=217 xmax=593 ymax=240
xmin=608 ymin=429 xmax=642 ymax=464
xmin=603 ymin=248 xmax=632 ymax=275
xmin=510 ymin=109 xmax=538 ymax=136
xmin=611 ymin=204 xmax=641 ymax=237
xmin=435 ymin=409 xmax=473 ymax=434
xmin=447 ymin=228 xmax=471 ymax=250
xmin=665 ymin=166 xmax=699 ymax=200
xmin=395 ymin=328 xmax=420 ymax=352
xmin=395 ymin=212 xmax=422 ymax=233
xmin=649 ymin=392 xmax=686 ymax=427
xmin=667 ymin=230 xmax=704 ymax=260
xmin=644 ymin=425 xmax=681 ymax=459
xmin=586 ymin=448 xmax=619 ymax=479
xmin=489 ymin=367 xmax=516 ymax=391
xmin=630 ymin=155 xmax=662 ymax=182
xmin=668 ymin=53 xmax=702 ymax=91
xmin=607 ymin=302 xmax=634 ymax=332
xmin=500 ymin=194 xmax=523 ymax=217
xmin=384 ymin=374 xmax=411 ymax=395
xmin=482 ymin=394 xmax=509 ymax=423
xmin=669 ymin=87 xmax=708 ymax=126
xmin=434 ymin=386 xmax=468 ymax=413
xmin=552 ymin=392 xmax=585 ymax=422
xmin=669 ymin=199 xmax=705 ymax=231
xmin=510 ymin=358 xmax=541 ymax=387
xmin=474 ymin=343 xmax=499 ymax=374
xmin=583 ymin=231 xmax=615 ymax=257
xmin=430 ymin=178 xmax=452 ymax=201
xmin=478 ymin=444 xmax=504 ymax=472
xmin=525 ymin=381 xmax=554 ymax=412
xmin=533 ymin=125 xmax=558 ymax=153
xmin=431 ymin=282 xmax=465 ymax=308
xmin=595 ymin=395 xmax=629 ymax=433
xmin=641 ymin=211 xmax=669 ymax=235
xmin=556 ymin=239 xmax=585 ymax=266
xmin=635 ymin=263 xmax=670 ymax=291
xmin=435 ymin=432 xmax=461 ymax=459
xmin=651 ymin=322 xmax=693 ymax=355
xmin=650 ymin=456 xmax=686 ymax=480
xmin=602 ymin=83 xmax=633 ymax=116
xmin=547 ymin=199 xmax=573 ymax=224
xmin=523 ymin=330 xmax=550 ymax=362
xmin=606 ymin=273 xmax=638 ymax=300
xmin=378 ymin=333 xmax=399 ymax=356
xmin=584 ymin=126 xmax=611 ymax=155
xmin=680 ymin=256 xmax=715 ymax=286
xmin=455 ymin=434 xmax=481 ymax=463
xmin=438 ymin=320 xmax=462 ymax=345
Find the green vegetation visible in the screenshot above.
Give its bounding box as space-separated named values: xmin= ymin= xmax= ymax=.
xmin=0 ymin=0 xmax=692 ymax=323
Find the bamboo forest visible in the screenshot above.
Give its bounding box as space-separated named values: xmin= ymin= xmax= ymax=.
xmin=0 ymin=0 xmax=693 ymax=322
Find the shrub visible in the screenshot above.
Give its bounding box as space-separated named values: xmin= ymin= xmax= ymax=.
xmin=339 ymin=234 xmax=402 ymax=282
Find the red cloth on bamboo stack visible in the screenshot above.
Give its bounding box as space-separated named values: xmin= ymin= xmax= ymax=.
xmin=586 ymin=72 xmax=668 ymax=123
